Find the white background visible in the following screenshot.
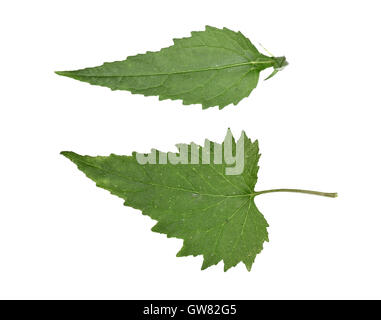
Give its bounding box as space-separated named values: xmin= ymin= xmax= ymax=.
xmin=1 ymin=0 xmax=380 ymax=299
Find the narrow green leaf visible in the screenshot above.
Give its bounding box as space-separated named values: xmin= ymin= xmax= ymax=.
xmin=56 ymin=26 xmax=287 ymax=109
xmin=61 ymin=130 xmax=336 ymax=271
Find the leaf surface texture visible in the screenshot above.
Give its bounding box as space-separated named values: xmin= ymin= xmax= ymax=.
xmin=62 ymin=130 xmax=268 ymax=271
xmin=56 ymin=26 xmax=287 ymax=109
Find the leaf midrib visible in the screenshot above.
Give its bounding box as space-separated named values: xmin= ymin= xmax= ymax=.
xmin=63 ymin=60 xmax=273 ymax=78
xmin=69 ymin=154 xmax=252 ymax=199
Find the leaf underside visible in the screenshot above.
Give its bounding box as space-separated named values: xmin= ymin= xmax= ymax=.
xmin=61 ymin=130 xmax=269 ymax=271
xmin=56 ymin=26 xmax=285 ymax=109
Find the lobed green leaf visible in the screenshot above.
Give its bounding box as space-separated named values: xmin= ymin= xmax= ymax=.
xmin=61 ymin=130 xmax=269 ymax=271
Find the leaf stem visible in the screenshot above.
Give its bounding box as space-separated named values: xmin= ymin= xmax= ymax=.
xmin=254 ymin=188 xmax=338 ymax=198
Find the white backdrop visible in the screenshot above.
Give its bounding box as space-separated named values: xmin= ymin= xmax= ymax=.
xmin=1 ymin=0 xmax=380 ymax=299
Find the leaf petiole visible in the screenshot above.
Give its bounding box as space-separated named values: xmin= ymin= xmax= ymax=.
xmin=254 ymin=188 xmax=338 ymax=198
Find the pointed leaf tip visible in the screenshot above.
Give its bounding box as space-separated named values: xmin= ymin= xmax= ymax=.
xmin=60 ymin=151 xmax=81 ymax=163
xmin=60 ymin=151 xmax=71 ymax=157
xmin=55 ymin=71 xmax=67 ymax=76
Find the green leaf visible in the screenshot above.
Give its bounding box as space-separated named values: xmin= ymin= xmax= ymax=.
xmin=56 ymin=26 xmax=287 ymax=109
xmin=61 ymin=130 xmax=337 ymax=271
